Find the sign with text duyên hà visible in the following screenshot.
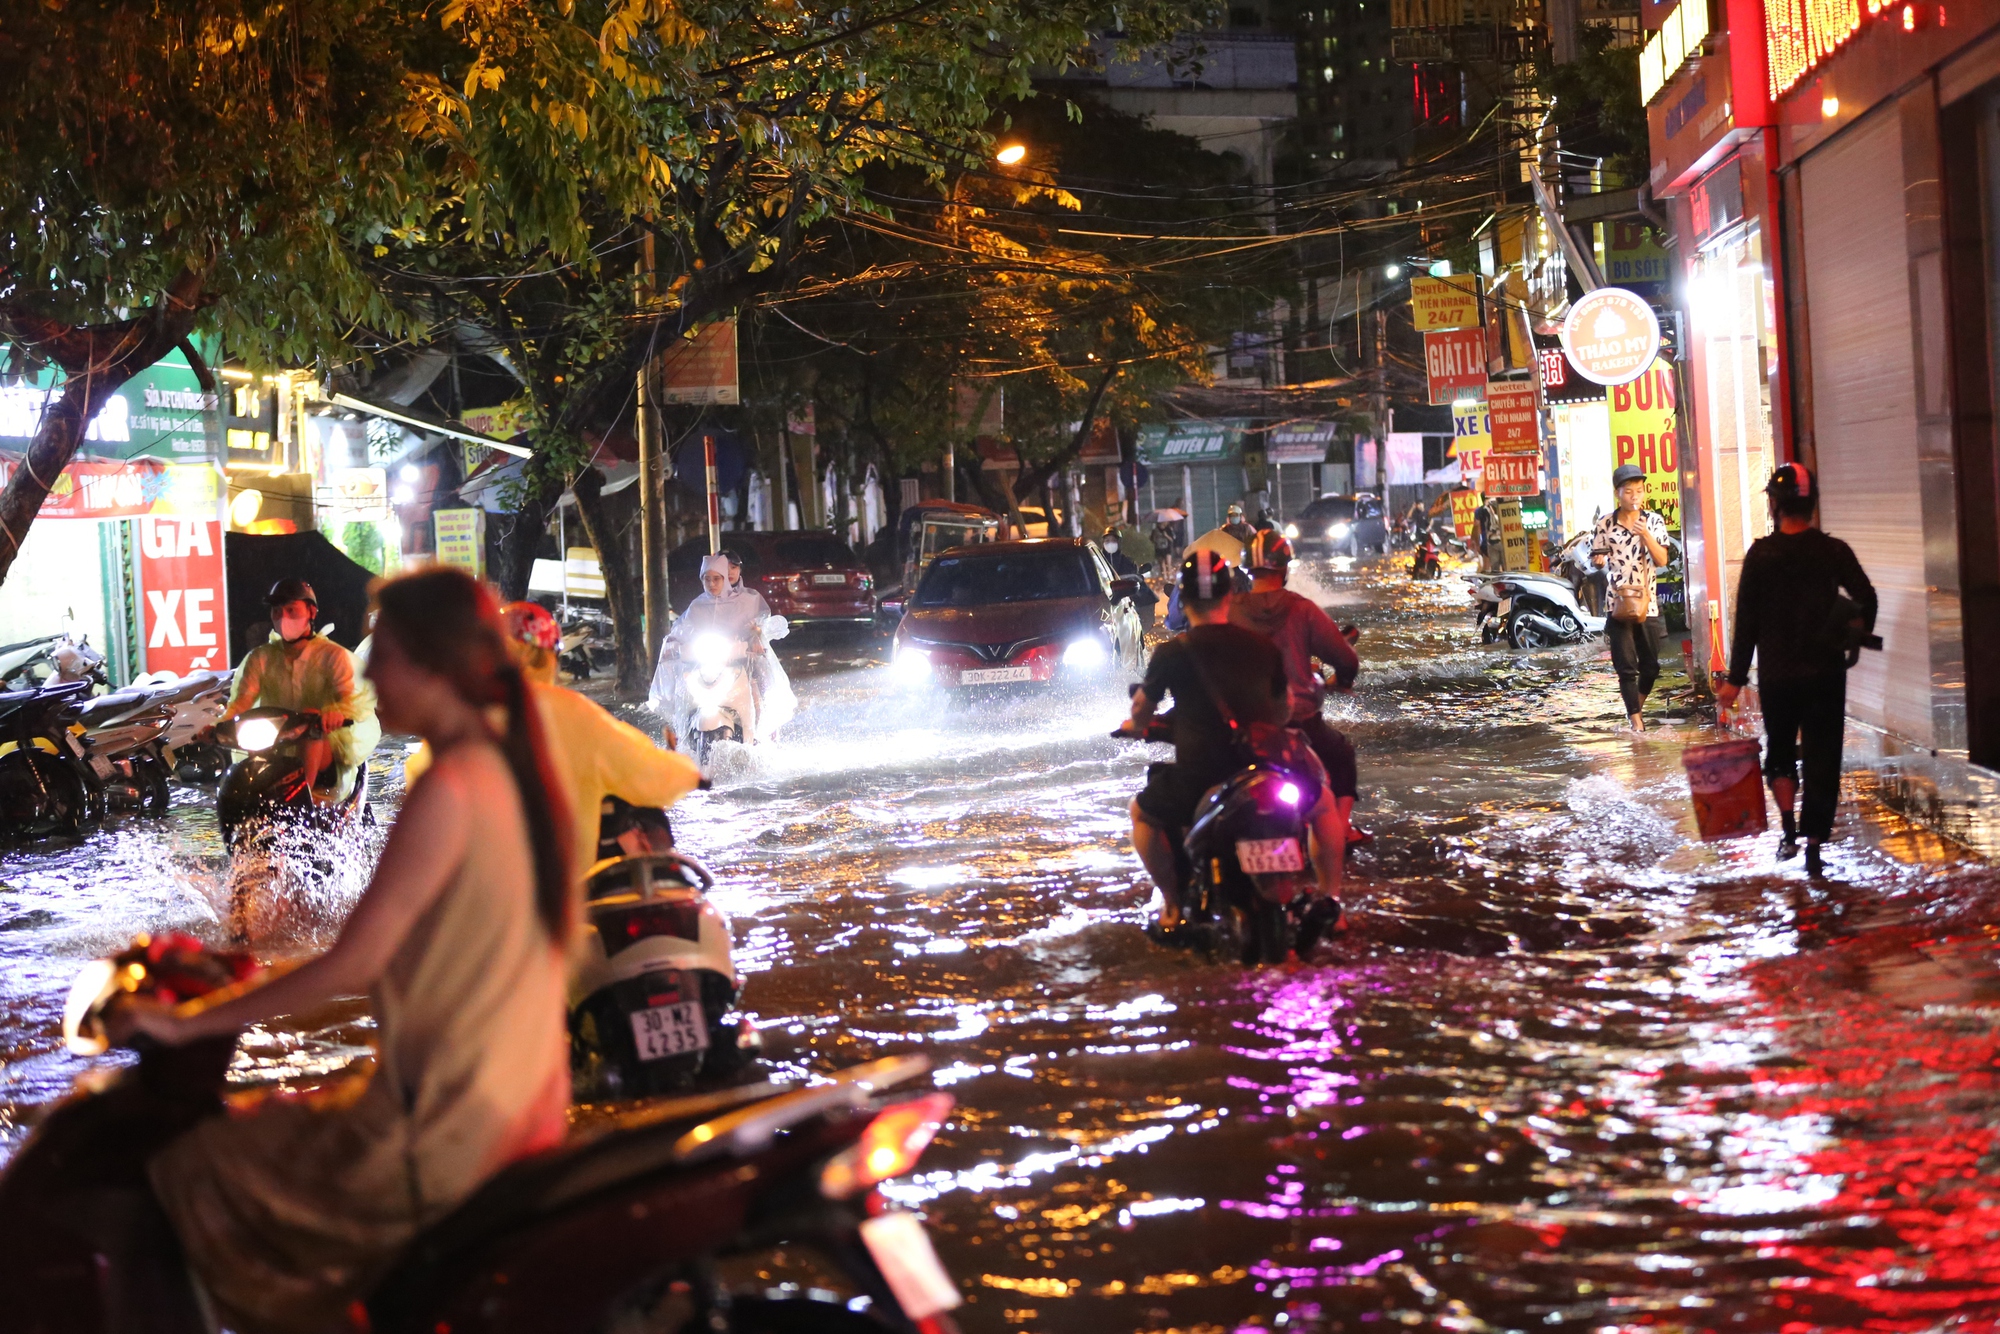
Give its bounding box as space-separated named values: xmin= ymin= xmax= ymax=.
xmin=1560 ymin=288 xmax=1660 ymax=387
xmin=1424 ymin=328 xmax=1487 ymax=404
xmin=1608 ymin=356 xmax=1680 ymax=530
xmin=658 ymin=319 xmax=739 ymax=405
xmin=1481 ymin=452 xmax=1539 ymax=497
xmin=1410 ymin=275 xmax=1480 ymax=332
xmin=1485 ymin=379 xmax=1541 ymax=454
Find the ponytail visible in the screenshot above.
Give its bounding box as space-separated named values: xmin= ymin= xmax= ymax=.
xmin=495 ymin=660 xmax=572 ymax=943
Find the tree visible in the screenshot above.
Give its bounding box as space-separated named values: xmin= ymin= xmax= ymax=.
xmin=1540 ymin=25 xmax=1649 ymax=187
xmin=0 ymin=0 xmax=680 ymax=585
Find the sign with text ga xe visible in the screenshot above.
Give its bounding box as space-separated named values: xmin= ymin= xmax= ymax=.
xmin=138 ymin=516 xmax=227 ymax=677
xmin=1424 ymin=329 xmax=1487 ymax=404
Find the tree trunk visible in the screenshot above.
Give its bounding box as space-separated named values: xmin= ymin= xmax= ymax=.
xmin=0 ymin=269 xmax=204 ymax=588
xmin=572 ymin=467 xmax=651 ymax=700
xmin=491 ymin=482 xmax=558 ymax=601
xmin=1011 ymin=363 xmax=1119 ymax=506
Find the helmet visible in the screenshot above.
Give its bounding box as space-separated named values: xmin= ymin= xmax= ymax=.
xmin=501 ymin=601 xmax=561 ymax=652
xmin=1247 ymin=529 xmax=1294 ymax=571
xmin=1178 ymin=548 xmax=1234 ymax=602
xmin=1766 ymin=461 xmax=1815 ymax=502
xmin=264 ymin=578 xmax=317 ymax=612
xmin=1611 ymin=464 xmax=1645 ymax=489
xmin=1226 ymin=501 xmax=1246 ymax=520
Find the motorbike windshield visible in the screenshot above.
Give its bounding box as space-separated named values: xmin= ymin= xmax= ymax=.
xmin=914 ymin=552 xmax=1096 ymax=607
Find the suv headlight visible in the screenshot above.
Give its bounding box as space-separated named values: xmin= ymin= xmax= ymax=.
xmin=1282 ymin=523 xmax=1299 ymax=539
xmin=891 ymin=646 xmax=933 ymax=685
xmin=1328 ymin=521 xmax=1352 ymax=539
xmin=1062 ymin=637 xmax=1108 ymax=669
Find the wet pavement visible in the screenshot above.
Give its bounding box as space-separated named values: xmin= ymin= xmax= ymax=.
xmin=5 ymin=554 xmax=2000 ymax=1331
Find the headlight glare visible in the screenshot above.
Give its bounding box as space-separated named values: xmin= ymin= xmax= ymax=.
xmin=1328 ymin=521 xmax=1352 ymax=539
xmin=235 ymin=716 xmax=281 ymax=752
xmin=1282 ymin=523 xmax=1299 ymax=539
xmin=1062 ymin=637 xmax=1108 ymax=669
xmin=690 ymin=632 xmax=732 ymax=670
xmin=892 ymin=646 xmax=933 ymax=686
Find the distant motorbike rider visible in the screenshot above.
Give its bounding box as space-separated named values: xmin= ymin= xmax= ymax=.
xmin=1100 ymin=527 xmax=1160 ymax=626
xmin=1229 ymin=530 xmax=1360 ymax=843
xmin=1124 ymin=550 xmax=1346 ymax=931
xmin=1221 ymin=501 xmax=1257 ymax=547
xmin=214 ymin=579 xmax=379 ymax=798
xmin=650 ymin=553 xmax=797 ymax=743
xmin=1716 ymin=463 xmax=1877 ymax=877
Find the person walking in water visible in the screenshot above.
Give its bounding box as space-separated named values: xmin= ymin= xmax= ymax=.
xmin=1716 ymin=463 xmax=1877 ymax=878
xmin=1592 ymin=464 xmax=1671 ymax=731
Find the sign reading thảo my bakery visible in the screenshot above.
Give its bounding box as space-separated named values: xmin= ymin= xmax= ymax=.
xmin=1559 ymin=288 xmax=1660 ymax=387
xmin=1409 ymin=276 xmax=1480 ymax=332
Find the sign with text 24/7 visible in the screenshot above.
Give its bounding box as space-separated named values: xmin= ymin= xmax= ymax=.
xmin=1608 ymin=357 xmax=1680 ymax=531
xmin=138 ymin=516 xmax=227 ymax=677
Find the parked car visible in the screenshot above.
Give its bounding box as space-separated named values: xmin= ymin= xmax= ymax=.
xmin=1285 ymin=493 xmax=1390 ymax=557
xmin=667 ymin=531 xmax=876 ymax=624
xmin=890 ymin=538 xmax=1145 ymax=690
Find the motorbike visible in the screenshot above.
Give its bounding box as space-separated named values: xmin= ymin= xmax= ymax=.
xmin=1465 ymin=570 xmax=1606 ymax=649
xmin=72 ymin=694 xmax=173 ymax=818
xmin=1115 ymin=718 xmax=1340 ymax=966
xmin=557 ymin=604 xmax=616 ymax=680
xmin=569 ymin=842 xmax=758 ymax=1100
xmin=666 ymin=618 xmax=792 ymax=764
xmin=1409 ymin=530 xmax=1443 ymax=580
xmin=214 ymin=707 xmax=369 ymax=847
xmin=0 ymin=680 xmax=98 ymax=838
xmin=1 ymin=932 xmax=966 ymax=1334
xmin=0 ymin=627 xmax=106 ymax=693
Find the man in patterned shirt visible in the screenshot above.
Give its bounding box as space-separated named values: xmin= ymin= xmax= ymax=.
xmin=1592 ymin=464 xmax=1672 ymax=731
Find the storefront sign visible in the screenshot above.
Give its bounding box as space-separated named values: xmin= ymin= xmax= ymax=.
xmin=318 ymin=467 xmax=390 ymax=521
xmin=433 ymin=508 xmax=485 ymax=579
xmin=1765 ymin=0 xmax=1863 ymax=98
xmin=1137 ymin=420 xmax=1246 ymax=466
xmin=1449 ymin=486 xmax=1479 ymax=538
xmin=1450 ymin=401 xmax=1490 ymax=489
xmin=1410 ymin=275 xmax=1480 ymax=331
xmin=1639 ymin=0 xmax=1711 ymax=104
xmin=460 ymin=398 xmax=532 ymax=443
xmin=1486 ymin=380 xmax=1541 ymax=453
xmin=138 ymin=516 xmax=227 ymax=677
xmin=224 ymin=381 xmax=281 ymax=471
xmin=1482 ymin=452 xmax=1540 ymax=497
xmin=1266 ymin=420 xmax=1336 ymax=464
xmin=1560 ymin=288 xmax=1661 ymax=387
xmin=1424 ymin=328 xmax=1488 ymax=404
xmin=1688 ymin=161 xmax=1746 ymax=248
xmin=0 ymin=350 xmax=218 ymax=464
xmin=1608 ymin=356 xmax=1681 ymax=529
xmin=0 ymin=459 xmax=221 ymax=521
xmin=1603 ymin=221 xmax=1670 ymax=294
xmin=1495 ymin=498 xmax=1531 ymax=570
xmin=658 ymin=319 xmax=740 ymax=405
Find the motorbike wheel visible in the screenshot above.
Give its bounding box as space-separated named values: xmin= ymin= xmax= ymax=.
xmin=1505 ymin=610 xmax=1554 ymax=650
xmin=0 ymin=750 xmax=89 ymax=839
xmin=135 ymin=754 xmax=172 ymax=817
xmin=1234 ymin=899 xmax=1291 ymax=966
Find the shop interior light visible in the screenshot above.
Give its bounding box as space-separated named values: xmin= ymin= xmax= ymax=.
xmin=1428 ymin=260 xmax=1452 ymax=277
xmin=229 ymin=488 xmax=263 ymax=527
xmin=1822 ymin=95 xmax=1840 ymax=117
xmin=400 ymin=463 xmax=422 ymax=483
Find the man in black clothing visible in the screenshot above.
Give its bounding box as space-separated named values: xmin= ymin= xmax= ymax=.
xmin=1716 ymin=463 xmax=1877 ymax=877
xmin=1124 ymin=549 xmax=1344 ymax=928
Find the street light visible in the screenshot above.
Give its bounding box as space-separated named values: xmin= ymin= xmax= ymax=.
xmin=995 ymin=142 xmax=1027 ymax=166
xmin=1385 ymin=264 xmax=1403 ymax=279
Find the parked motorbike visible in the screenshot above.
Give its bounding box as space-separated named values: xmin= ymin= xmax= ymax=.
xmin=72 ymin=694 xmax=173 ymax=817
xmin=1465 ymin=570 xmax=1606 ymax=649
xmin=0 ymin=680 xmax=98 ymax=838
xmin=1 ymin=932 xmax=965 ymax=1334
xmin=0 ymin=628 xmax=106 ymax=693
xmin=1114 ymin=718 xmax=1339 ymax=966
xmin=214 ymin=707 xmax=368 ymax=847
xmin=557 ymin=604 xmax=616 ymax=680
xmin=570 ymin=843 xmax=758 ymax=1100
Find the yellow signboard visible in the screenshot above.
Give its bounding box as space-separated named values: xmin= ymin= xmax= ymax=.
xmin=1410 ymin=275 xmax=1480 ymax=332
xmin=1607 ymin=356 xmax=1681 ymax=530
xmin=433 ymin=508 xmax=486 ymax=580
xmin=1450 ymin=400 xmax=1489 ymax=489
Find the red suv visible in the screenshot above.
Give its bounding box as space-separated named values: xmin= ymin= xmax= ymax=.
xmin=668 ymin=532 xmax=876 ymax=623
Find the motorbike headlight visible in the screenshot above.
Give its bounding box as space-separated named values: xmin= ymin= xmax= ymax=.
xmin=1328 ymin=522 xmax=1352 ymax=539
xmin=1062 ymin=637 xmax=1108 ymax=669
xmin=234 ymin=716 xmax=281 ymax=752
xmin=891 ymin=646 xmax=932 ymax=686
xmin=690 ymin=632 xmax=732 ymax=671
xmin=62 ymin=958 xmax=119 ymax=1055
xmin=1282 ymin=523 xmax=1299 ymax=539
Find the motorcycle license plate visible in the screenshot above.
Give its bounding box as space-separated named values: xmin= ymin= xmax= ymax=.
xmin=1497 ymin=597 xmax=1512 ymax=616
xmin=859 ymin=1211 xmax=963 ymax=1321
xmin=812 ymin=573 xmax=848 ymax=585
xmin=1237 ymin=837 xmax=1305 ymax=873
xmin=959 ymin=666 xmax=1032 ymax=685
xmin=630 ymin=999 xmax=709 ymax=1061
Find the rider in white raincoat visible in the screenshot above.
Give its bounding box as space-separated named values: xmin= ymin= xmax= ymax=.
xmin=649 ymin=552 xmax=796 ymax=744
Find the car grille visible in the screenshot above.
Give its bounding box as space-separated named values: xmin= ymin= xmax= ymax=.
xmin=918 ymin=636 xmax=1055 ymax=663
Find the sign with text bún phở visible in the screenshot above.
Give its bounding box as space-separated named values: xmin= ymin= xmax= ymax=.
xmin=1608 ymin=357 xmax=1680 ymax=531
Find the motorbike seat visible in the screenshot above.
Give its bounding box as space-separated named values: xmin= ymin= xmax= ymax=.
xmin=78 ymin=691 xmax=150 ymax=725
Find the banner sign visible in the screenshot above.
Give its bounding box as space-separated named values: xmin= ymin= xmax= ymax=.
xmin=1450 ymin=486 xmax=1479 ymax=538
xmin=1608 ymin=356 xmax=1681 ymax=530
xmin=1424 ymin=329 xmax=1488 ymax=404
xmin=1560 ymin=287 xmax=1661 ymax=387
xmin=0 ymin=458 xmax=221 ymax=521
xmin=1450 ymin=401 xmax=1489 ymax=488
xmin=1486 ymin=379 xmax=1541 ymax=453
xmin=138 ymin=516 xmax=227 ymax=677
xmin=1137 ymin=419 xmax=1247 ymax=466
xmin=460 ymin=398 xmax=533 ymax=443
xmin=1482 ymin=452 xmax=1540 ymax=497
xmin=1495 ymin=498 xmax=1531 ymax=570
xmin=658 ymin=319 xmax=740 ymax=405
xmin=1266 ymin=420 xmax=1336 ymax=464
xmin=433 ymin=508 xmax=486 ymax=579
xmin=0 ymin=349 xmax=218 ymax=464
xmin=1410 ymin=275 xmax=1480 ymax=331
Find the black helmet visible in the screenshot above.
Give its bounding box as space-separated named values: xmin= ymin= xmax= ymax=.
xmin=1611 ymin=464 xmax=1646 ymax=489
xmin=1765 ymin=461 xmax=1815 ymax=503
xmin=1247 ymin=529 xmax=1294 ymax=570
xmin=1178 ymin=548 xmax=1233 ymax=602
xmin=265 ymin=578 xmax=318 ymax=612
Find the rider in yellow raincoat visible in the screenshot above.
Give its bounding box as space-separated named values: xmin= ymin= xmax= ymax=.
xmin=219 ymin=579 xmax=380 ymax=798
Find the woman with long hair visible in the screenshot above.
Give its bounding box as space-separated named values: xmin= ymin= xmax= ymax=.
xmin=118 ymin=566 xmax=574 ymax=1333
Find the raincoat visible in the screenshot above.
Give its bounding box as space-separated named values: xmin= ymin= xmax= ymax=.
xmin=227 ymin=631 xmax=380 ymax=792
xmin=1228 ymin=588 xmax=1359 ymax=722
xmin=649 ymin=588 xmax=797 ymax=742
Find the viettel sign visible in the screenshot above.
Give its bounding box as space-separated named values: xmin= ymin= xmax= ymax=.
xmin=1559 ymin=288 xmax=1661 ymax=387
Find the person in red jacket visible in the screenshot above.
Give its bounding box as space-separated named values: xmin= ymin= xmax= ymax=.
xmin=1228 ymin=530 xmax=1361 ymax=836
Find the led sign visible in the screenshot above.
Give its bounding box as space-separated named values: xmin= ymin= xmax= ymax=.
xmin=1765 ymin=0 xmax=1930 ymax=98
xmin=1640 ymin=0 xmax=1712 ymax=105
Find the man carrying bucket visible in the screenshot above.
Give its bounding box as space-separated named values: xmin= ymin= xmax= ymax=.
xmin=1716 ymin=463 xmax=1878 ymax=878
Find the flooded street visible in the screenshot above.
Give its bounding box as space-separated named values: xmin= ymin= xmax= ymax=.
xmin=4 ymin=555 xmax=2000 ymax=1330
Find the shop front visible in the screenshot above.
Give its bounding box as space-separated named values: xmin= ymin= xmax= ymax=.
xmin=1134 ymin=419 xmax=1254 ymax=539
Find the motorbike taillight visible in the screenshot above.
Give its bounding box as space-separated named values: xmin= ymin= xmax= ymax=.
xmin=594 ymin=900 xmax=703 ymax=956
xmin=820 ymin=1092 xmax=954 ymax=1199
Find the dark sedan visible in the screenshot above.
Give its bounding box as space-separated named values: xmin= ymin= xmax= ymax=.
xmin=889 ymin=539 xmax=1145 ymax=689
xmin=1285 ymin=493 xmax=1390 ymax=557
xmin=668 ymin=531 xmax=876 ymax=623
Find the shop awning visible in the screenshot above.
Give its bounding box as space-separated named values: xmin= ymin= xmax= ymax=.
xmin=328 ymin=393 xmax=532 ymax=458
xmin=1138 ymin=418 xmax=1250 ymax=466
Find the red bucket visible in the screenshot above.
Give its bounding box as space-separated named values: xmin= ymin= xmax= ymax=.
xmin=1681 ymin=738 xmax=1768 ymax=841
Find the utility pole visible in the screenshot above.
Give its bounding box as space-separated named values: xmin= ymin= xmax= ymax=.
xmin=636 ymin=354 xmax=668 ymax=664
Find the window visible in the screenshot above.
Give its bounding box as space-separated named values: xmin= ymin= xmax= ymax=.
xmin=913 ymin=551 xmax=1097 ymax=607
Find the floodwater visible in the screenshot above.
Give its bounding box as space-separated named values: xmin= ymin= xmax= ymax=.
xmin=4 ymin=554 xmax=2000 ymax=1332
